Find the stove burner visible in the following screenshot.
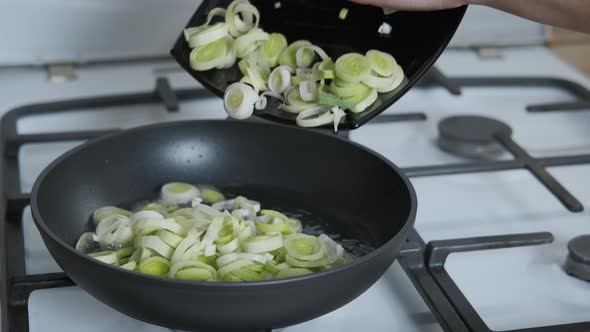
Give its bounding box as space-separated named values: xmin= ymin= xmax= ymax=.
xmin=438 ymin=115 xmax=512 ymax=158
xmin=565 ymin=235 xmax=590 ymax=281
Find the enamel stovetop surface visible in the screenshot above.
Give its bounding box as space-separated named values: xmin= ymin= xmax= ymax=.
xmin=1 ymin=46 xmax=589 ymax=331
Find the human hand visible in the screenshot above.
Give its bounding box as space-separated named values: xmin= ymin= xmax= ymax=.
xmin=349 ymin=0 xmax=467 ymax=11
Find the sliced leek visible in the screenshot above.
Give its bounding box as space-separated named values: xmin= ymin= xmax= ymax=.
xmin=201 ymin=188 xmax=225 ymax=204
xmin=296 ymin=45 xmax=329 ymax=69
xmin=190 ymin=37 xmax=228 ymax=71
xmin=276 ymin=268 xmax=312 ymax=279
xmin=282 ymin=86 xmax=317 ymax=113
xmin=243 ymin=234 xmax=283 ymax=254
xmin=278 ymin=40 xmax=312 ymax=70
xmin=233 ymin=28 xmax=269 ymax=58
xmin=260 ymin=33 xmax=288 ymax=67
xmin=299 ymin=80 xmax=318 ymax=102
xmin=268 ymin=66 xmax=292 ymax=94
xmin=223 ymin=82 xmax=258 ymax=120
xmin=93 ymin=206 xmax=131 ymax=226
xmin=186 ymin=22 xmax=228 ymax=49
xmin=183 ymin=0 xmax=407 ymax=131
xmin=138 ymin=256 xmax=171 ymax=276
xmin=335 ymin=53 xmax=371 ymax=83
xmin=161 ymin=182 xmax=200 ymax=205
xmin=295 ymin=105 xmax=333 ymax=128
xmin=284 ymin=234 xmax=325 ymax=261
xmin=77 ymin=183 xmax=350 ymax=282
xmin=226 ymin=0 xmax=260 ymax=37
xmin=365 ymin=50 xmax=398 ymax=77
xmin=88 ymin=251 xmax=118 ymax=265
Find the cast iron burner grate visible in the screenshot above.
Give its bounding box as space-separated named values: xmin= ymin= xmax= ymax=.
xmin=2 ymin=69 xmax=590 ymax=332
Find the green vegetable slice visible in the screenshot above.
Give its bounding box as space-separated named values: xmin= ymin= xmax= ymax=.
xmin=175 ymin=267 xmax=216 ymax=281
xmin=120 ymin=261 xmax=137 ymax=271
xmin=115 ymin=247 xmax=135 ymax=260
xmin=282 ymin=86 xmax=317 ymax=113
xmin=217 ymin=253 xmax=271 ymax=267
xmin=276 ymin=267 xmax=313 ymax=279
xmin=75 ymin=232 xmax=97 ymax=253
xmin=329 ymin=79 xmax=371 ymax=98
xmin=344 ymin=87 xmax=378 ymax=113
xmin=318 ymin=91 xmax=356 ymax=111
xmin=189 ymin=38 xmax=228 ymax=71
xmin=135 ymin=235 xmax=174 ymax=259
xmin=225 ymin=0 xmax=260 ymax=37
xmin=233 ymin=28 xmax=269 ymax=58
xmin=186 ymin=22 xmax=228 ymax=48
xmin=339 ymin=8 xmax=349 ymax=20
xmin=231 ymin=266 xmax=266 ymax=281
xmin=170 ymin=233 xmax=201 ymax=263
xmin=264 ymin=262 xmax=282 ymax=274
xmin=243 ymin=234 xmax=283 ymax=254
xmin=161 ymin=182 xmax=200 ymax=205
xmin=260 ymin=209 xmax=289 ymax=222
xmin=268 ymin=66 xmax=292 ymax=94
xmin=246 ymin=264 xmax=265 ymax=272
xmin=197 ymin=255 xmax=218 ymax=267
xmin=89 ymin=251 xmax=118 ymax=265
xmin=365 ymin=50 xmax=398 ymax=77
xmin=134 ymin=218 xmax=184 ymax=236
xmin=284 ymin=234 xmax=326 ymax=261
xmin=156 ymin=230 xmax=184 ymax=248
xmin=78 ymin=181 xmax=354 ymax=281
xmin=318 ymin=58 xmax=335 ymax=79
xmin=218 ymin=238 xmax=240 ymax=254
xmin=278 ymin=40 xmax=312 ymax=70
xmin=93 ymin=206 xmax=131 ymax=226
xmin=335 ymin=53 xmax=371 ymax=83
xmin=223 ymin=82 xmax=258 ymax=120
xmin=138 ymin=256 xmax=171 ymax=276
xmin=169 ymin=261 xmax=217 ymax=280
xmin=260 ymin=33 xmax=288 ymax=67
xmin=286 ymin=254 xmax=329 ymax=268
xmin=93 ymin=214 xmax=132 ymax=245
xmin=299 ymin=80 xmax=319 ymax=102
xmin=217 ymin=259 xmax=255 ymax=278
xmin=202 ymin=216 xmax=224 ymax=246
xmin=201 ymin=188 xmax=225 ymax=204
xmin=183 ymin=7 xmax=226 ymax=42
xmin=129 ymin=247 xmax=152 ymax=264
xmin=256 ymin=222 xmax=294 ymax=235
xmin=296 ymin=45 xmax=329 ymax=69
xmin=238 ymin=55 xmax=269 ymax=92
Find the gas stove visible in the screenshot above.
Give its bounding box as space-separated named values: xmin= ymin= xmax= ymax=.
xmin=1 ymin=46 xmax=589 ymax=332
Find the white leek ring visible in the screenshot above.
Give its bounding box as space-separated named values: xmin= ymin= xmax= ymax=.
xmin=161 ymin=182 xmax=200 ymax=205
xmin=268 ymin=66 xmax=292 ymax=94
xmin=223 ymin=82 xmax=258 ymax=120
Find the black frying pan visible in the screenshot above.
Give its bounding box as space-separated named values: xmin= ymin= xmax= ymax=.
xmin=31 ymin=121 xmax=416 ymax=331
xmin=171 ymin=0 xmax=467 ymax=129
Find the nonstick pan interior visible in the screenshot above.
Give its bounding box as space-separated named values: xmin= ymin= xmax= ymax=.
xmin=31 ymin=120 xmax=416 ymax=330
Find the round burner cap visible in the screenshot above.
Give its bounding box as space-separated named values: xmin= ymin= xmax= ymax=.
xmin=438 ymin=115 xmax=512 ymax=144
xmin=568 ymin=235 xmax=590 ymax=264
xmin=564 ymin=235 xmax=590 ymax=281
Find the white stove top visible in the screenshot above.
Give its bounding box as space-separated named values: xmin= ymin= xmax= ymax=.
xmin=2 ymin=46 xmax=590 ymax=332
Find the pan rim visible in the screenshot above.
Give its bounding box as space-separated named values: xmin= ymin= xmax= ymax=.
xmin=31 ymin=119 xmax=417 ymax=288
